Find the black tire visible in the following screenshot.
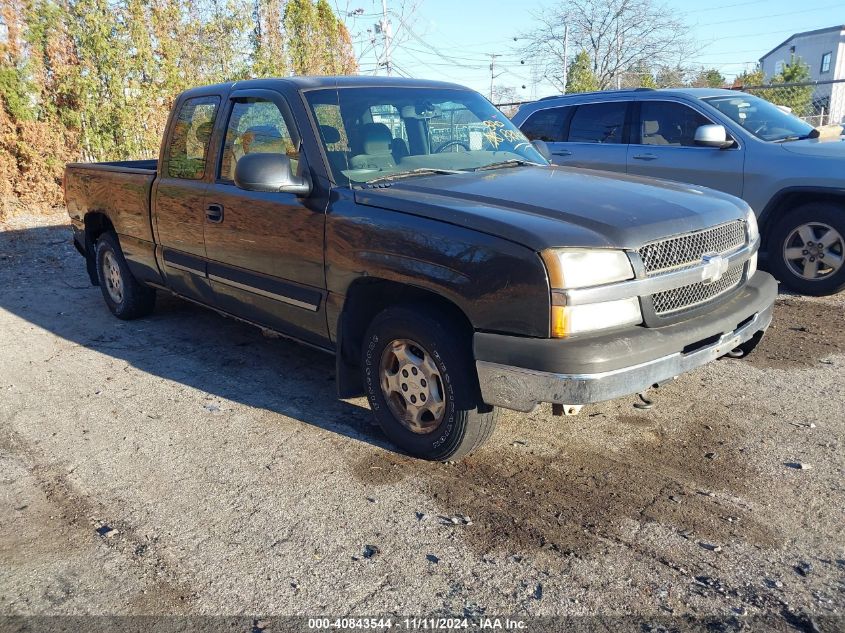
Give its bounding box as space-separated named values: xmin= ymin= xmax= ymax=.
xmin=767 ymin=202 xmax=845 ymax=296
xmin=95 ymin=232 xmax=156 ymax=320
xmin=362 ymin=305 xmax=498 ymax=461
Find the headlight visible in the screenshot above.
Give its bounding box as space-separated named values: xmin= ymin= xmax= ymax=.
xmin=541 ymin=248 xmax=634 ymax=289
xmin=551 ymin=298 xmax=642 ymax=337
xmin=745 ymin=208 xmax=759 ymax=244
xmin=542 ymin=248 xmax=641 ymax=337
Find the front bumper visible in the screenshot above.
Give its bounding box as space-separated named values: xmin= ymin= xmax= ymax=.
xmin=475 ymin=272 xmax=777 ymax=412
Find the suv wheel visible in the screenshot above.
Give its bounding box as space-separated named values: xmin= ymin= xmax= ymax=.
xmin=362 ymin=305 xmax=498 ymax=461
xmin=768 ymin=202 xmax=845 ymax=296
xmin=95 ymin=232 xmax=156 ymax=319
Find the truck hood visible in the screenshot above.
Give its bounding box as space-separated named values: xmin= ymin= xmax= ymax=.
xmin=354 ymin=166 xmax=749 ymax=251
xmin=779 ymin=136 xmax=845 ymax=159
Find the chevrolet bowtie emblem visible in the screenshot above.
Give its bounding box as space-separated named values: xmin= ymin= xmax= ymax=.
xmin=701 ymin=252 xmax=729 ymax=285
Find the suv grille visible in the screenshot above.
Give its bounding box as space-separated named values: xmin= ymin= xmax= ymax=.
xmin=638 ymin=221 xmax=747 ymax=317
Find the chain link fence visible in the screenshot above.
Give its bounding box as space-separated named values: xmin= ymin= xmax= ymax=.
xmin=495 ymin=79 xmax=845 ymax=129
xmin=734 ymin=79 xmax=845 ymax=127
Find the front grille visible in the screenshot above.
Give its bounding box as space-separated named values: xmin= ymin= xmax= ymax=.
xmin=639 ymin=221 xmax=745 ymax=275
xmin=651 ymin=261 xmax=745 ymax=315
xmin=638 ymin=220 xmax=747 ymax=317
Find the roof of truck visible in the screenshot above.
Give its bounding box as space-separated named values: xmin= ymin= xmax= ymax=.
xmin=180 ymin=76 xmax=470 ymax=99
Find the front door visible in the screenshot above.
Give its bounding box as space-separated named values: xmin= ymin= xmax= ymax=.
xmin=627 ymin=99 xmax=744 ymax=197
xmin=152 ymin=94 xmax=221 ymax=304
xmin=203 ymin=91 xmax=328 ymax=345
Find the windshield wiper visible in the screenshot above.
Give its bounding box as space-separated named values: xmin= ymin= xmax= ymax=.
xmin=773 ymin=129 xmax=820 ymax=143
xmin=472 ymin=159 xmax=546 ymax=172
xmin=364 ymin=168 xmax=463 ymax=185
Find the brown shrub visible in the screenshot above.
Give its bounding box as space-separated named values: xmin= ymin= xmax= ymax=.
xmin=0 ymin=94 xmax=79 ymax=219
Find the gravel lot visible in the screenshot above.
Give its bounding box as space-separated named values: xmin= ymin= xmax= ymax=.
xmin=1 ymin=212 xmax=843 ymax=629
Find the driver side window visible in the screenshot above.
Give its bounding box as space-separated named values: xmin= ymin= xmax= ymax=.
xmin=219 ymin=98 xmax=297 ymax=183
xmin=639 ymin=101 xmax=713 ymax=147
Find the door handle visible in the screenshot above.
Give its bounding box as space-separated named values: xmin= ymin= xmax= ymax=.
xmin=205 ymin=203 xmax=224 ymax=223
xmin=552 ymin=150 xmax=572 ymax=156
xmin=632 ymin=153 xmax=658 ymax=161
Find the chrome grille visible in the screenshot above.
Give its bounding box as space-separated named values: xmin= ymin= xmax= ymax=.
xmin=638 ymin=220 xmax=748 ymax=317
xmin=639 ymin=221 xmax=745 ymax=275
xmin=652 ymin=261 xmax=745 ymax=315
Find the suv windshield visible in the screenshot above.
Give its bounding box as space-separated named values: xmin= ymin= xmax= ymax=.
xmin=703 ymin=94 xmax=816 ymax=142
xmin=305 ymin=86 xmax=547 ymax=185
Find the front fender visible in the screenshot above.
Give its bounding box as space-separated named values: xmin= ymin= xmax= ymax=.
xmin=326 ymin=198 xmax=551 ymax=338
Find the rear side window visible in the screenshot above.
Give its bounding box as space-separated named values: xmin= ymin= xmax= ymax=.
xmin=519 ymin=107 xmax=567 ymax=142
xmin=167 ymin=96 xmax=220 ymax=179
xmin=568 ymin=102 xmax=627 ymax=144
xmin=639 ymin=101 xmax=713 ymax=146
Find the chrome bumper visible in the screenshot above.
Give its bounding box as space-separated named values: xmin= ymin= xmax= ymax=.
xmin=476 ymin=305 xmax=773 ymax=413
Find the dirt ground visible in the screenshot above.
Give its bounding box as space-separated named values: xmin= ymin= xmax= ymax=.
xmin=0 ymin=212 xmax=843 ymax=629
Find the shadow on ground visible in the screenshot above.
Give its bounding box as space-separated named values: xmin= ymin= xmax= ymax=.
xmin=0 ymin=223 xmax=388 ymax=451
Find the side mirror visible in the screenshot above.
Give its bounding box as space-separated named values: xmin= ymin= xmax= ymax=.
xmin=694 ymin=124 xmax=734 ymax=149
xmin=234 ymin=153 xmax=311 ymax=196
xmin=531 ymin=139 xmax=552 ymax=161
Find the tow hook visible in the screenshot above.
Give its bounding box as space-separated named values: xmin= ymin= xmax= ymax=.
xmin=633 ymin=392 xmax=654 ymax=410
xmin=726 ymin=347 xmax=745 ymax=358
xmin=552 ymin=403 xmax=583 ymax=416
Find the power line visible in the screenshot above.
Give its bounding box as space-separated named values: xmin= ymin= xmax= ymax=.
xmin=695 ymin=2 xmax=843 ymax=28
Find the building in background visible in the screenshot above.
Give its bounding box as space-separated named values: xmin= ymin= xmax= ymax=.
xmin=759 ymin=25 xmax=845 ymax=125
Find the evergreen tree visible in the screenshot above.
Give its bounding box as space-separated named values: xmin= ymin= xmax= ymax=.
xmin=692 ymin=68 xmax=725 ymax=88
xmin=734 ymin=66 xmax=764 ymax=87
xmin=566 ymin=50 xmax=598 ymax=94
xmin=252 ymin=0 xmax=287 ymax=77
xmin=766 ymin=56 xmax=812 ymax=117
xmin=284 ymin=0 xmax=319 ymax=75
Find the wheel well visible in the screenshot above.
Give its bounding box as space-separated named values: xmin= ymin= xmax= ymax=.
xmin=83 ymin=212 xmax=115 ymax=285
xmin=761 ymin=191 xmax=845 ymax=251
xmin=335 ymin=278 xmax=474 ymax=398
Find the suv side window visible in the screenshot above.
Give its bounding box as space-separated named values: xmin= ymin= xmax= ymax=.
xmin=639 ymin=101 xmax=713 ymax=147
xmin=167 ymin=96 xmax=220 ymax=179
xmin=520 ymin=107 xmax=568 ymax=142
xmin=219 ymin=98 xmax=298 ymax=182
xmin=568 ymin=102 xmax=627 ymax=144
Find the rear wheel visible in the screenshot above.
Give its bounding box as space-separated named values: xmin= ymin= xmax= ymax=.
xmin=362 ymin=305 xmax=498 ymax=461
xmin=768 ymin=203 xmax=845 ymax=296
xmin=95 ymin=232 xmax=156 ymax=319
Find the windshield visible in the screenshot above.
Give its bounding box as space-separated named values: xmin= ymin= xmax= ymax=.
xmin=703 ymin=94 xmax=815 ymax=142
xmin=304 ymin=86 xmax=547 ymax=185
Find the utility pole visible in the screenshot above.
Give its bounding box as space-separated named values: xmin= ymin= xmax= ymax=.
xmin=378 ymin=0 xmax=393 ymax=76
xmin=488 ymin=53 xmax=502 ymax=101
xmin=615 ymin=30 xmax=621 ymax=89
xmin=561 ymin=23 xmax=569 ymax=94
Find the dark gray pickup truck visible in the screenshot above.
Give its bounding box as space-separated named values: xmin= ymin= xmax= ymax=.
xmin=64 ymin=76 xmax=778 ymax=460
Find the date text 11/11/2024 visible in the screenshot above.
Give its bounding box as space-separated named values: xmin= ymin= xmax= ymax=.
xmin=307 ymin=617 xmax=528 ymax=629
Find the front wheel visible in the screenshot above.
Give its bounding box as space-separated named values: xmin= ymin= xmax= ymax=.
xmin=362 ymin=305 xmax=498 ymax=461
xmin=768 ymin=203 xmax=845 ymax=296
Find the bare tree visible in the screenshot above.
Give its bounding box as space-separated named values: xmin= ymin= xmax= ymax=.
xmin=521 ymin=0 xmax=695 ymax=91
xmin=492 ymin=85 xmax=520 ymax=116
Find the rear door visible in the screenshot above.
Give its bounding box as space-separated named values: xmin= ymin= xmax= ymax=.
xmin=556 ymin=101 xmax=630 ymax=172
xmin=202 ymin=89 xmax=329 ymax=346
xmin=152 ymin=93 xmax=222 ymax=303
xmin=627 ymin=98 xmax=744 ymax=196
